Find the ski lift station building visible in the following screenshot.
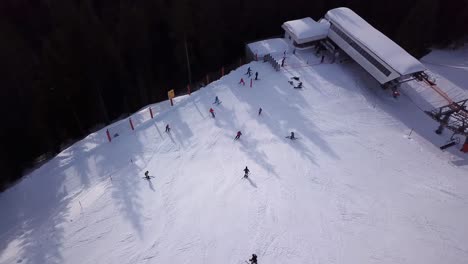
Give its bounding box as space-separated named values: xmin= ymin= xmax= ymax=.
xmin=246 ymin=7 xmax=426 ymax=86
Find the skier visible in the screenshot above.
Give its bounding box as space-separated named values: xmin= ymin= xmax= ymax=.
xmin=239 ymin=78 xmax=245 ymax=86
xmin=246 ymin=67 xmax=252 ymax=77
xmin=258 ymin=107 xmax=262 ymax=116
xmin=290 ymin=131 xmax=295 ymax=140
xmin=321 ymin=55 xmax=325 ymax=63
xmin=255 ymin=72 xmax=259 ymax=80
xmin=209 ymin=108 xmax=215 ymax=118
xmin=294 ymin=82 xmax=303 ymax=89
xmin=243 ymin=166 xmax=250 ymax=178
xmin=144 ymin=171 xmax=150 ymax=180
xmin=165 ymin=124 xmax=170 ymax=133
xmin=235 ymin=131 xmax=242 ymax=140
xmin=214 ymin=96 xmax=220 ymax=104
xmin=281 ymin=57 xmax=285 ymax=67
xmin=249 ymin=254 xmax=257 ymax=264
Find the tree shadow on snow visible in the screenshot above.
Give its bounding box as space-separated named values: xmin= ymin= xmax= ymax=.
xmin=0 ymin=157 xmax=74 ymax=264
xmin=227 ymin=64 xmax=341 ymax=166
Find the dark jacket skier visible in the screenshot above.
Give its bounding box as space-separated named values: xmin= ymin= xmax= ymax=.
xmin=243 ymin=166 xmax=250 ymax=178
xmin=165 ymin=124 xmax=170 ymax=132
xmin=246 ymin=67 xmax=252 ymax=76
xmin=144 ymin=171 xmax=150 ymax=179
xmin=214 ymin=96 xmax=220 ymax=104
xmin=258 ymin=107 xmax=262 ymax=115
xmin=255 ymin=72 xmax=258 ymax=80
xmin=290 ymin=132 xmax=295 ymax=139
xmin=249 ymin=254 xmax=257 ymax=264
xmin=294 ymin=82 xmax=302 ymax=89
xmin=235 ymin=131 xmax=242 ymax=140
xmin=209 ymin=108 xmax=215 ymax=118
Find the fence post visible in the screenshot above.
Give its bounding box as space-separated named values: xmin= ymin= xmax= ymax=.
xmin=129 ymin=118 xmax=134 ymax=131
xmin=149 ymin=107 xmax=154 ymax=119
xmin=106 ymin=129 xmax=112 ymax=142
xmin=250 ymin=79 xmax=253 ymax=88
xmin=170 ymin=98 xmax=174 ymax=106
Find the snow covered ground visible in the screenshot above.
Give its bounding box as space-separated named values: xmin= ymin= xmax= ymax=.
xmin=1 ymin=48 xmax=468 ymax=264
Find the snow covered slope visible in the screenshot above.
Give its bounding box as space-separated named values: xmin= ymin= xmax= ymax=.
xmin=1 ymin=50 xmax=468 ymax=264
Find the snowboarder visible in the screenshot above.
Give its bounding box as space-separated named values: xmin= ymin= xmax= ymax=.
xmin=281 ymin=57 xmax=285 ymax=67
xmin=255 ymin=72 xmax=259 ymax=80
xmin=214 ymin=96 xmax=220 ymax=104
xmin=243 ymin=166 xmax=250 ymax=178
xmin=294 ymin=82 xmax=303 ymax=89
xmin=235 ymin=131 xmax=242 ymax=140
xmin=246 ymin=67 xmax=252 ymax=77
xmin=249 ymin=254 xmax=257 ymax=264
xmin=144 ymin=171 xmax=150 ymax=180
xmin=289 ymin=132 xmax=295 ymax=140
xmin=239 ymin=78 xmax=245 ymax=86
xmin=258 ymin=107 xmax=262 ymax=116
xmin=165 ymin=124 xmax=170 ymax=133
xmin=209 ymin=108 xmax=215 ymax=118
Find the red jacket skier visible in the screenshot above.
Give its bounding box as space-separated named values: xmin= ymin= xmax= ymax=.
xmin=461 ymin=137 xmax=468 ymax=153
xmin=239 ymin=78 xmax=245 ymax=86
xmin=209 ymin=108 xmax=215 ymax=118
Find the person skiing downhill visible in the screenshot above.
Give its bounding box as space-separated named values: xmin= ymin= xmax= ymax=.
xmin=246 ymin=67 xmax=252 ymax=77
xmin=249 ymin=254 xmax=257 ymax=264
xmin=214 ymin=96 xmax=220 ymax=104
xmin=235 ymin=131 xmax=242 ymax=140
xmin=258 ymin=107 xmax=262 ymax=116
xmin=165 ymin=124 xmax=170 ymax=132
xmin=144 ymin=171 xmax=150 ymax=180
xmin=294 ymin=82 xmax=303 ymax=89
xmin=243 ymin=166 xmax=250 ymax=178
xmin=255 ymin=72 xmax=259 ymax=80
xmin=209 ymin=108 xmax=215 ymax=118
xmin=290 ymin=131 xmax=295 ymax=139
xmin=239 ymin=78 xmax=245 ymax=86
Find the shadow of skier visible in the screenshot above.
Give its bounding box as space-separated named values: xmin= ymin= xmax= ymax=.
xmin=147 ymin=179 xmax=155 ymax=192
xmin=246 ymin=177 xmax=257 ymax=188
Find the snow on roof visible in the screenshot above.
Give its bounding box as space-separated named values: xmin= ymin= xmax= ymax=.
xmin=247 ymin=38 xmax=289 ymax=57
xmin=281 ymin=17 xmax=329 ymax=44
xmin=325 ymin=7 xmax=426 ymax=76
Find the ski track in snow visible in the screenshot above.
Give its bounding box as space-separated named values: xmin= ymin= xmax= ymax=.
xmin=1 ymin=48 xmax=468 ymax=264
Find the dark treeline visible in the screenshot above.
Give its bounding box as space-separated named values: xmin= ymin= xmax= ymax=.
xmin=1 ymin=0 xmax=467 ymax=190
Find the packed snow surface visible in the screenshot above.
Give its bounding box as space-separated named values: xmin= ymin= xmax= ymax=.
xmin=281 ymin=17 xmax=329 ymax=44
xmin=1 ymin=48 xmax=468 ymax=264
xmin=325 ymin=7 xmax=426 ymax=76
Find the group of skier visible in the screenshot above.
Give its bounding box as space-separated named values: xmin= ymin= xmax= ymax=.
xmin=239 ymin=67 xmax=260 ymax=85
